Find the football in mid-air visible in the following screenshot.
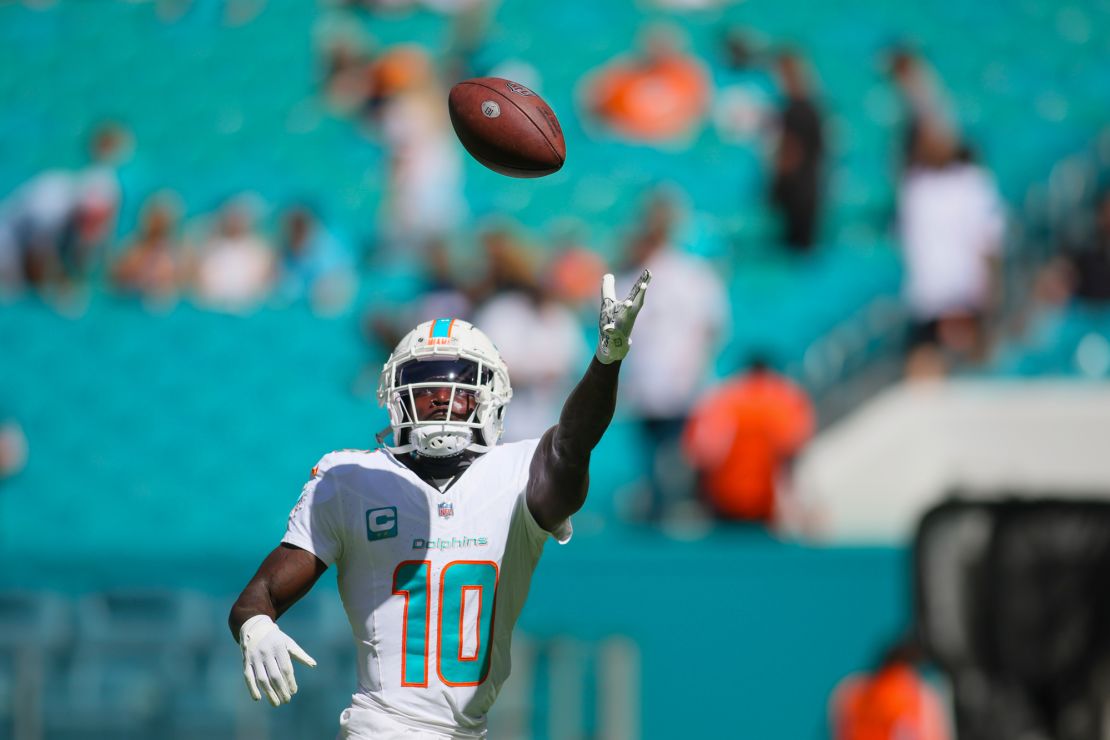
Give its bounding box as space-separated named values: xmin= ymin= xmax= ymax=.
xmin=448 ymin=77 xmax=566 ymax=178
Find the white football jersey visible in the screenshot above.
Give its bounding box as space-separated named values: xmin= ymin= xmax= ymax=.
xmin=282 ymin=439 xmax=571 ymax=736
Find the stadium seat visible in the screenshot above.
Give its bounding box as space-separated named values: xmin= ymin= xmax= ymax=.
xmin=0 ymin=593 xmax=72 ymax=740
xmin=39 ymin=591 xmax=212 ymax=738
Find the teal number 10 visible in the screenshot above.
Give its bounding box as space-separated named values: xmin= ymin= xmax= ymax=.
xmin=392 ymin=560 xmax=499 ymax=687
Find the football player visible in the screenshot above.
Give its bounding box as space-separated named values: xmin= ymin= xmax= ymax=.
xmin=229 ymin=270 xmax=651 ymax=738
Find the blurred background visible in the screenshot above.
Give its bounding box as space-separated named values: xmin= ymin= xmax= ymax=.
xmin=2 ymin=0 xmax=1110 ymax=737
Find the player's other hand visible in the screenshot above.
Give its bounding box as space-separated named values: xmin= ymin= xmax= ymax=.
xmin=240 ymin=614 xmax=317 ymax=706
xmin=596 ymin=269 xmax=651 ymax=364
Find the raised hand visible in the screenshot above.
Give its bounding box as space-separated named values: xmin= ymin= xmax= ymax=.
xmin=596 ymin=268 xmax=651 ymax=364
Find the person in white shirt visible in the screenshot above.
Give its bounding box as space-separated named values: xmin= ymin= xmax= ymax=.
xmin=474 ymin=282 xmax=589 ymax=443
xmin=193 ymin=196 xmax=277 ymax=312
xmin=619 ymin=191 xmax=728 ymax=519
xmin=0 ymin=123 xmax=127 ymax=292
xmin=898 ymin=125 xmax=1005 ymax=374
xmin=375 ymin=46 xmax=465 ymax=256
xmin=229 ymin=271 xmax=651 ymax=738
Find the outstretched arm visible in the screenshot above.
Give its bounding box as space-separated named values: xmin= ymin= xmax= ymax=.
xmin=228 ymin=544 xmax=327 ymax=706
xmin=229 ymin=543 xmax=327 ymax=637
xmin=527 ymin=270 xmax=650 ymax=531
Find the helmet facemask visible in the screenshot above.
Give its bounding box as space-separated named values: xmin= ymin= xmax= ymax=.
xmin=384 ymin=357 xmax=503 ymax=457
xmin=377 ymin=319 xmax=512 ymax=457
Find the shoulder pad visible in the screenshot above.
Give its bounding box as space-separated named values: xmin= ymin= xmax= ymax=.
xmin=311 ymin=448 xmax=378 ymax=478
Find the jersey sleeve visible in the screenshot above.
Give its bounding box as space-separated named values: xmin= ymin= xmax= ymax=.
xmin=516 ymin=439 xmax=573 ymax=546
xmin=281 ymin=459 xmax=345 ymax=566
xmin=520 ymin=489 xmax=573 ymax=545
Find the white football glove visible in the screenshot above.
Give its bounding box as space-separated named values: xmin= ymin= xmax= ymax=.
xmin=596 ymin=269 xmax=651 ymax=364
xmin=239 ymin=614 xmax=317 ymax=707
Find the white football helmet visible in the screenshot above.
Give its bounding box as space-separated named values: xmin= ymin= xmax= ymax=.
xmin=377 ymin=318 xmax=512 ymax=457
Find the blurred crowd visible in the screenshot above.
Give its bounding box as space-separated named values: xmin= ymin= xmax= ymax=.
xmin=5 ymin=1 xmax=1110 ymax=535
xmin=0 ymin=123 xmax=355 ymax=316
xmin=0 ymin=124 xmax=128 ymax=299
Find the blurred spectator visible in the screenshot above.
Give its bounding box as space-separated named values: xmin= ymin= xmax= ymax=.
xmin=0 ymin=224 xmax=13 ymax=293
xmin=649 ymin=0 xmax=728 ymax=9
xmin=0 ymin=170 xmax=79 ymax=291
xmin=191 ymin=195 xmax=276 ymax=312
xmin=769 ymin=51 xmax=825 ymax=252
xmin=439 ymin=0 xmax=494 ymax=82
xmin=0 ymin=122 xmax=129 ymax=294
xmin=360 ymin=238 xmax=473 ymax=395
xmin=0 ymin=123 xmax=127 ymax=292
xmin=321 ymin=34 xmax=374 ymax=114
xmin=899 ymin=127 xmax=1005 ymax=377
xmin=275 ymin=204 xmax=355 ymax=314
xmin=830 ymin=638 xmax=952 ymax=740
xmin=223 ymin=0 xmax=268 ymax=26
xmin=421 ymin=0 xmax=485 ymax=16
xmin=682 ymin=357 xmax=815 ymax=524
xmin=75 ymin=123 xmax=128 ymax=261
xmin=584 ymin=25 xmax=711 ymax=144
xmin=887 ymin=49 xmax=956 ymax=170
xmin=367 ymin=45 xmax=464 ymax=254
xmin=1049 ymin=191 xmax=1110 ymax=305
xmin=331 ymin=0 xmax=484 ymax=12
xmin=332 ymin=0 xmax=415 ymax=11
xmin=547 ymin=221 xmax=607 ymax=315
xmin=470 ymin=222 xmax=539 ymax=302
xmin=365 ymin=240 xmax=472 ymax=345
xmin=473 ymin=230 xmax=588 ymax=441
xmin=408 ymin=239 xmax=474 ymax=324
xmin=711 ymin=33 xmax=771 ymax=145
xmin=619 ymin=189 xmax=729 ymax=520
xmin=720 ymin=27 xmax=758 ymax=70
xmin=0 ymin=418 xmax=28 ymax=481
xmin=110 ymin=192 xmax=183 ymax=301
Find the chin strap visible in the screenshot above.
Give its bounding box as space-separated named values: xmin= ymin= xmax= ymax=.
xmin=375 ymin=425 xmax=491 ymax=457
xmin=386 ymin=442 xmax=491 ymax=458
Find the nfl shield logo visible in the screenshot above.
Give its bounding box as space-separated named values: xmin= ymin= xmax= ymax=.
xmin=438 ymin=502 xmax=454 ymax=519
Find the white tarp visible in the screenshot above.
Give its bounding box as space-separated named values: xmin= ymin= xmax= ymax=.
xmin=789 ymin=380 xmax=1110 ymax=544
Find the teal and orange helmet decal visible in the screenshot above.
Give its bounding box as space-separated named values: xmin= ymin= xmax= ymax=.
xmin=427 ymin=318 xmax=457 ymax=345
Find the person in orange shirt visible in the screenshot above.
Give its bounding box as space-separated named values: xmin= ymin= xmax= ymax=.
xmin=682 ymin=358 xmax=814 ymax=522
xmin=830 ymin=640 xmax=952 ymax=740
xmin=585 ymin=25 xmax=711 ymax=143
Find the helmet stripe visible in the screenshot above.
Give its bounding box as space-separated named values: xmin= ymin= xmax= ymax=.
xmin=430 ymin=318 xmax=455 ymax=339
